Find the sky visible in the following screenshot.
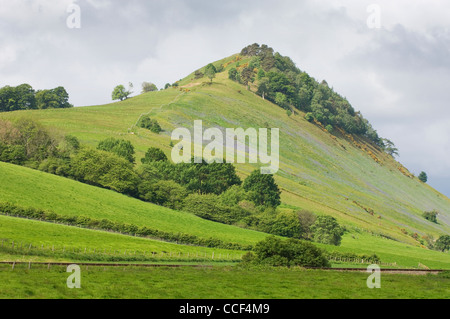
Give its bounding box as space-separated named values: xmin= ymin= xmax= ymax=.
xmin=1 ymin=0 xmax=449 ymax=197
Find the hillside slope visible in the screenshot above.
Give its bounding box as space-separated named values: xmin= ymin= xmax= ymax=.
xmin=1 ymin=52 xmax=449 ymax=249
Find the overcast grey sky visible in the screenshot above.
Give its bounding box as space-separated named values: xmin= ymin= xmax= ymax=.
xmin=1 ymin=0 xmax=449 ymax=197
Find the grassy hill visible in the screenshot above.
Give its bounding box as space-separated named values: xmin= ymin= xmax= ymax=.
xmin=2 ymin=53 xmax=449 ymax=242
xmin=1 ymin=52 xmax=450 ymax=271
xmin=1 ymin=50 xmax=450 ymax=301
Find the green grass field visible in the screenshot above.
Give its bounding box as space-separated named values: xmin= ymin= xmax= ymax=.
xmin=0 ymin=215 xmax=246 ymax=263
xmin=1 ymin=264 xmax=449 ymax=299
xmin=0 ymin=161 xmax=268 ymax=247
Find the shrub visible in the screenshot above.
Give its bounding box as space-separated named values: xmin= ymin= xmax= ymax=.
xmin=253 ymin=236 xmax=330 ymax=268
xmin=139 ymin=115 xmax=162 ymax=134
xmin=423 ymin=210 xmax=438 ymax=223
xmin=138 ymin=180 xmax=188 ymax=210
xmin=305 ymin=112 xmax=314 ymax=122
xmin=38 ymin=157 xmax=72 ymax=177
xmin=183 ymin=193 xmax=250 ymax=225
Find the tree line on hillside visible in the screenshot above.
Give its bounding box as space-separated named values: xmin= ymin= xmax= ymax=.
xmin=233 ymin=43 xmax=386 ymax=149
xmin=0 ymin=84 xmax=73 ymax=112
xmin=0 ymin=117 xmax=347 ymax=247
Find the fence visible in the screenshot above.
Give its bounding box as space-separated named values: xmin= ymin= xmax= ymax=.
xmin=0 ymin=239 xmax=244 ymax=262
xmin=328 ymin=256 xmax=397 ymax=267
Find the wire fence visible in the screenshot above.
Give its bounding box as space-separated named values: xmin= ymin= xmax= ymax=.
xmin=0 ymin=238 xmax=244 ymax=263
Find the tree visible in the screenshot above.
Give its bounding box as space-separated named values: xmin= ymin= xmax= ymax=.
xmin=297 ymin=210 xmax=317 ymax=240
xmin=205 ymin=63 xmax=216 ymax=83
xmin=382 ymin=138 xmax=399 ymax=157
xmin=141 ymin=147 xmax=168 ymax=164
xmin=257 ymin=77 xmax=269 ymax=99
xmin=240 ymin=66 xmax=254 ymax=85
xmin=243 ymin=169 xmax=281 ymax=208
xmin=112 ymin=84 xmax=132 ymax=101
xmin=13 ymin=117 xmax=58 ymax=161
xmin=418 ymin=171 xmax=428 ymax=183
xmin=36 ymin=87 xmax=73 ymax=109
xmin=141 ymin=82 xmax=158 ymax=93
xmin=310 ymin=215 xmax=344 ymax=246
xmin=97 ymin=137 xmax=135 ymax=163
xmin=164 ymin=83 xmax=172 ymax=89
xmin=435 ymin=235 xmax=450 ymax=252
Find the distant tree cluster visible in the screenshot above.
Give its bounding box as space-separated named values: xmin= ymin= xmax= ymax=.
xmin=0 ymin=84 xmax=73 ymax=112
xmin=237 ymin=43 xmax=384 ymax=147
